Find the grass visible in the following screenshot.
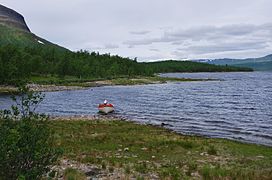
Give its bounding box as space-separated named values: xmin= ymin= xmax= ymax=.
xmin=0 ymin=75 xmax=212 ymax=95
xmin=30 ymin=75 xmax=101 ymax=86
xmin=111 ymin=76 xmax=212 ymax=85
xmin=30 ymin=75 xmax=211 ymax=86
xmin=50 ymin=119 xmax=272 ymax=179
xmin=0 ymin=87 xmax=18 ymax=95
xmin=63 ymin=168 xmax=86 ymax=180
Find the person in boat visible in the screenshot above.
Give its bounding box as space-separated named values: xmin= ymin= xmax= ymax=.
xmin=104 ymin=100 xmax=108 ymax=105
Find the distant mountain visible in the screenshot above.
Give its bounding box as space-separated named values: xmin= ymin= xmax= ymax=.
xmin=203 ymin=54 xmax=272 ymax=71
xmin=0 ymin=4 xmax=67 ymax=51
xmin=0 ymin=4 xmax=30 ymax=32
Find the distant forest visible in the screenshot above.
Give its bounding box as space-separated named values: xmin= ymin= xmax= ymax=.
xmin=0 ymin=45 xmax=252 ymax=84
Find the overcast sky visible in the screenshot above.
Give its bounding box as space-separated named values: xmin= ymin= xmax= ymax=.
xmin=1 ymin=0 xmax=272 ymax=61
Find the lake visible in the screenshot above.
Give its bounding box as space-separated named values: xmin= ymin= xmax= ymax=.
xmin=0 ymin=72 xmax=271 ymax=146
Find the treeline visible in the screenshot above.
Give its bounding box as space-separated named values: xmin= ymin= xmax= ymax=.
xmin=0 ymin=44 xmax=252 ymax=84
xmin=143 ymin=60 xmax=253 ymax=73
xmin=0 ymin=45 xmax=145 ymax=84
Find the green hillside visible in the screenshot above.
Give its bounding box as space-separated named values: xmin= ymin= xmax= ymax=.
xmin=210 ymin=54 xmax=272 ymax=71
xmin=0 ymin=24 xmax=253 ymax=84
xmin=0 ymin=24 xmax=67 ymax=51
xmin=234 ymin=61 xmax=272 ymax=71
xmin=144 ymin=60 xmax=252 ymax=73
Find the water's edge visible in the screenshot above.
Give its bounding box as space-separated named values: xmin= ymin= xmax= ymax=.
xmin=1 ymin=72 xmax=271 ymax=146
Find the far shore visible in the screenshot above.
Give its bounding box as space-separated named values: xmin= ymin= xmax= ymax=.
xmin=0 ymin=76 xmax=216 ymax=95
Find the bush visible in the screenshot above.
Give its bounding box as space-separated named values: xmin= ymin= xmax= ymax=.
xmin=0 ymin=86 xmax=62 ymax=179
xmin=207 ymin=145 xmax=217 ymax=155
xmin=64 ymin=168 xmax=86 ymax=180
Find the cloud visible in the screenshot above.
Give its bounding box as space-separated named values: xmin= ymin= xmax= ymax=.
xmin=104 ymin=43 xmax=119 ymax=49
xmin=149 ymin=48 xmax=160 ymax=52
xmin=123 ymin=23 xmax=272 ymax=58
xmin=176 ymin=40 xmax=268 ymax=54
xmin=130 ymin=30 xmax=150 ymax=35
xmin=2 ymin=0 xmax=272 ymax=60
xmin=124 ymin=38 xmax=158 ymax=46
xmin=124 ymin=23 xmax=272 ymax=46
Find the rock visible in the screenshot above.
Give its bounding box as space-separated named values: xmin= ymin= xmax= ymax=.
xmin=161 ymin=123 xmax=167 ymax=126
xmin=191 ymin=172 xmax=201 ymax=178
xmin=150 ymin=174 xmax=160 ymax=179
xmin=141 ymin=147 xmax=148 ymax=151
xmin=85 ymin=167 xmax=100 ymax=176
xmin=200 ymin=152 xmax=208 ymax=156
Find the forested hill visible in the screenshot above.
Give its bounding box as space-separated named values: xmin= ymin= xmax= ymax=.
xmin=193 ymin=54 xmax=272 ymax=71
xmin=0 ymin=41 xmax=252 ymax=84
xmin=143 ymin=60 xmax=252 ymax=73
xmin=0 ymin=24 xmax=252 ymax=84
xmin=208 ymin=55 xmax=272 ymax=71
xmin=0 ymin=4 xmax=252 ymax=84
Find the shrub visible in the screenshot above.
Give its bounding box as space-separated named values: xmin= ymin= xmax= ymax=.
xmin=0 ymin=86 xmax=62 ymax=179
xmin=207 ymin=145 xmax=217 ymax=155
xmin=64 ymin=168 xmax=86 ymax=180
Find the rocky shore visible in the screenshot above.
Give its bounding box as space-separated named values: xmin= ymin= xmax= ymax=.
xmin=0 ymin=76 xmax=215 ymax=95
xmin=27 ymin=83 xmax=86 ymax=92
xmin=50 ymin=114 xmax=128 ymax=121
xmin=0 ymin=84 xmax=90 ymax=95
xmin=48 ymin=159 xmax=160 ymax=180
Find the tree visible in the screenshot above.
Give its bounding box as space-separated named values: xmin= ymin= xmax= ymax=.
xmin=0 ymin=86 xmax=62 ymax=180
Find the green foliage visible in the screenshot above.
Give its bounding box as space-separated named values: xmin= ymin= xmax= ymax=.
xmin=63 ymin=168 xmax=86 ymax=180
xmin=125 ymin=165 xmax=131 ymax=174
xmin=0 ymin=24 xmax=252 ymax=84
xmin=0 ymin=43 xmax=252 ymax=85
xmin=160 ymin=166 xmax=182 ymax=179
xmin=0 ymin=87 xmax=62 ymax=179
xmin=207 ymin=145 xmax=217 ymax=155
xmin=50 ymin=120 xmax=272 ymax=179
xmin=200 ymin=165 xmax=229 ymax=180
xmin=144 ymin=60 xmax=253 ymax=73
xmin=235 ymin=61 xmax=272 ymax=71
xmin=135 ymin=161 xmax=148 ymax=174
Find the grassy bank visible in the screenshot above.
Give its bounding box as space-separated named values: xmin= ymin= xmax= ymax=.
xmin=0 ymin=76 xmax=213 ymax=95
xmin=50 ymin=119 xmax=272 ymax=179
xmin=30 ymin=75 xmax=212 ymax=86
xmin=0 ymin=86 xmax=18 ymax=95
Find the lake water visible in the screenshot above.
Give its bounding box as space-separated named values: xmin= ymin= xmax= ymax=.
xmin=0 ymin=72 xmax=271 ymax=146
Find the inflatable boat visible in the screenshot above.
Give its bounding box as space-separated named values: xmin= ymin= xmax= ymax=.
xmin=98 ymin=103 xmax=114 ymax=114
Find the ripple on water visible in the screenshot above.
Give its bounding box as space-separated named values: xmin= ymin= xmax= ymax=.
xmin=0 ymin=72 xmax=272 ymax=146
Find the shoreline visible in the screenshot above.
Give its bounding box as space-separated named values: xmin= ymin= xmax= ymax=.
xmin=0 ymin=76 xmax=216 ymax=95
xmin=47 ymin=117 xmax=272 ymax=179
xmin=50 ymin=115 xmax=271 ymax=147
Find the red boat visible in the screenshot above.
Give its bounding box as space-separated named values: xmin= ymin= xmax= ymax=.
xmin=98 ymin=102 xmax=114 ymax=114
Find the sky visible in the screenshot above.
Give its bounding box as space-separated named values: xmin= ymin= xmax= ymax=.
xmin=1 ymin=0 xmax=272 ymax=61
